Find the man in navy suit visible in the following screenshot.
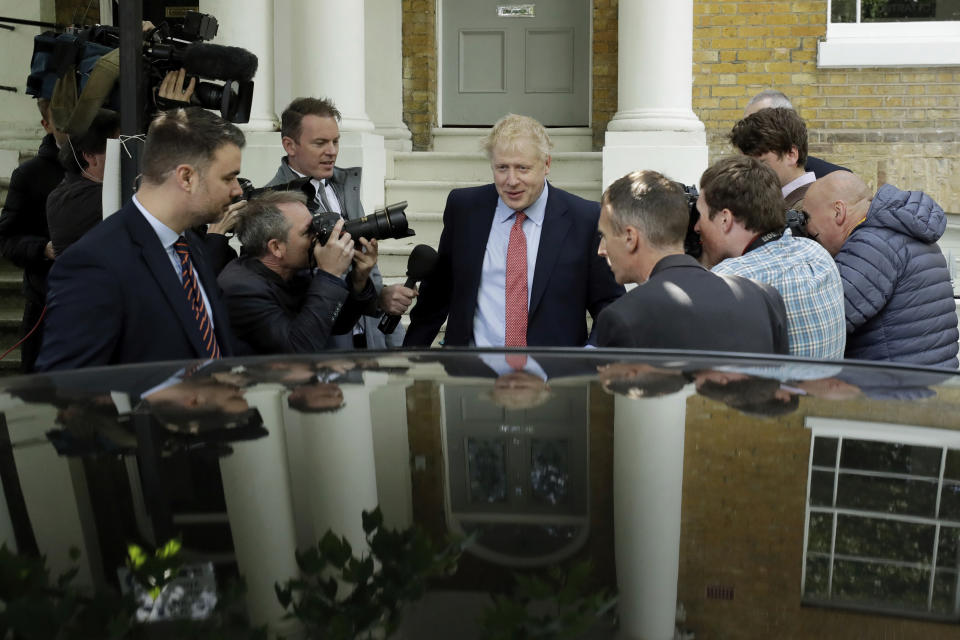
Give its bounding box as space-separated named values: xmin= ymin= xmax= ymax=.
xmin=404 ymin=114 xmax=624 ymax=347
xmin=36 ymin=107 xmax=243 ymax=370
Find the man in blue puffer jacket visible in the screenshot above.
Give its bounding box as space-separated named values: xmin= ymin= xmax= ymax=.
xmin=804 ymin=171 xmax=959 ymax=368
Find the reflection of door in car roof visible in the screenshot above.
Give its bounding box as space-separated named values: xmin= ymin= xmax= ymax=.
xmin=441 ymin=0 xmax=590 ymax=126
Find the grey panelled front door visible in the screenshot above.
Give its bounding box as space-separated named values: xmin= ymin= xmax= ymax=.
xmin=441 ymin=0 xmax=590 ymax=126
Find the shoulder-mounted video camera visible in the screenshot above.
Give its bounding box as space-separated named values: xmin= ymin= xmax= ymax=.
xmin=25 ymin=11 xmax=256 ymax=133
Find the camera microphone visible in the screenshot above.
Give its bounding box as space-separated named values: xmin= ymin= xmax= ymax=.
xmin=378 ymin=244 xmax=439 ymax=335
xmin=182 ymin=42 xmax=258 ymax=82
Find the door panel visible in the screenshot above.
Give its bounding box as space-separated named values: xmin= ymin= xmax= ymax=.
xmin=442 ymin=0 xmax=590 ymax=126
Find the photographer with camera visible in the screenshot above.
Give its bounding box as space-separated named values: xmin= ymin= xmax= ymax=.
xmin=217 ymin=190 xmax=380 ymax=355
xmin=591 ymin=170 xmax=788 ymax=353
xmin=693 ymin=155 xmax=845 ymax=360
xmin=267 ymin=97 xmax=414 ymax=349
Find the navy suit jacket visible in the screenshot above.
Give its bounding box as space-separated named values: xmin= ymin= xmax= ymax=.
xmin=404 ymin=183 xmax=624 ymax=347
xmin=36 ymin=201 xmax=235 ymax=371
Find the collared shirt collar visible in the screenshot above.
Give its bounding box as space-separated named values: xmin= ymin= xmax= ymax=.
xmin=132 ymin=194 xmax=181 ymax=250
xmin=494 ymin=181 xmax=549 ymax=226
xmin=782 ymin=171 xmax=816 ymax=198
xmin=285 ymin=158 xmax=326 ymax=193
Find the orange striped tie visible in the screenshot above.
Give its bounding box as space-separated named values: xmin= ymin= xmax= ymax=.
xmin=175 ymin=237 xmax=221 ymax=359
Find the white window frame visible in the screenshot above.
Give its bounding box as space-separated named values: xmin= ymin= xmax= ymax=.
xmin=801 ymin=418 xmax=960 ymax=620
xmin=819 ymin=0 xmax=960 ymax=67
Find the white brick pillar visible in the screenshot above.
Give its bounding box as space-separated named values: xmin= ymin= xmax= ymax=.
xmin=365 ymin=0 xmax=413 ymax=151
xmin=602 ymin=0 xmax=708 ymax=189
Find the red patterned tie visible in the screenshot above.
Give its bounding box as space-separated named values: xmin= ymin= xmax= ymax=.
xmin=505 ymin=211 xmax=528 ymax=369
xmin=175 ymin=237 xmax=221 ymax=359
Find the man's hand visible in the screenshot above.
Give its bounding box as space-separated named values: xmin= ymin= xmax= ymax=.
xmin=379 ymin=283 xmax=417 ymax=316
xmin=208 ymin=200 xmax=245 ymax=235
xmin=157 ymin=68 xmax=196 ymax=105
xmin=44 ymin=241 xmax=55 ymax=260
xmin=350 ymin=237 xmax=378 ymax=293
xmin=313 ymin=218 xmax=354 ymax=277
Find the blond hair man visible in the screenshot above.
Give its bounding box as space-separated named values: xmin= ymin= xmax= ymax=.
xmin=405 ymin=113 xmax=623 ymax=348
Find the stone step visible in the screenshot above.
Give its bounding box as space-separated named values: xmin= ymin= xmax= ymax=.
xmin=385 ymin=179 xmax=602 ymax=214
xmin=388 ymin=151 xmax=601 ymax=182
xmin=431 ymin=127 xmax=593 ymax=153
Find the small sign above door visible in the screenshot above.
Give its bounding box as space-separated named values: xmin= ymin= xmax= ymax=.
xmin=498 ymin=4 xmax=535 ymax=18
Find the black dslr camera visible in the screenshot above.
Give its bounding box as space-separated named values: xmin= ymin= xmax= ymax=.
xmin=312 ymin=201 xmax=416 ymax=245
xmin=681 ymin=183 xmax=812 ymax=259
xmin=235 ymin=177 xmax=416 ymax=244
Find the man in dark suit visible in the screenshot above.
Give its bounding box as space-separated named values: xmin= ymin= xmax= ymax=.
xmin=404 ymin=113 xmax=624 ymax=347
xmin=591 ymin=170 xmax=789 ymax=354
xmin=36 ymin=107 xmax=243 ymax=370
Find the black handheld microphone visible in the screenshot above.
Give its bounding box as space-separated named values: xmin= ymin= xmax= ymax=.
xmin=378 ymin=244 xmax=439 ymax=335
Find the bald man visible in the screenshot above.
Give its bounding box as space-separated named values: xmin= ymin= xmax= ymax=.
xmin=744 ymin=89 xmax=848 ymax=178
xmin=803 ymin=172 xmax=958 ymax=368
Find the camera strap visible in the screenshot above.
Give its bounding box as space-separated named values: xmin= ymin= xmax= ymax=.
xmin=742 ymin=227 xmax=784 ymax=256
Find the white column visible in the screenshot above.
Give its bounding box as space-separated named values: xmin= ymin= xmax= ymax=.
xmin=280 ymin=0 xmax=387 ymax=209
xmin=299 ymin=385 xmax=380 ymax=553
xmin=613 ymin=391 xmax=689 ymax=640
xmin=218 ymin=387 xmax=299 ymax=635
xmin=602 ymin=0 xmax=708 ymax=189
xmin=200 ymin=0 xmax=278 ymax=132
xmin=365 ymin=0 xmax=413 ymax=151
xmin=200 ymin=0 xmax=281 ymax=187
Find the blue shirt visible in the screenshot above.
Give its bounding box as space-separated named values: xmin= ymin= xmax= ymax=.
xmin=712 ymin=228 xmax=845 ymax=359
xmin=473 ymin=182 xmax=549 ymax=347
xmin=132 ymin=195 xmax=215 ymax=331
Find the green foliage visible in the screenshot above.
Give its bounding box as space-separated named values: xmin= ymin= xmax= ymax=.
xmin=275 ymin=507 xmax=469 ymax=640
xmin=126 ymin=538 xmax=183 ymax=600
xmin=479 ymin=560 xmax=617 ymax=640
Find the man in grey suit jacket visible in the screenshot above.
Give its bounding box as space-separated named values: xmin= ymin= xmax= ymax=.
xmin=592 ymin=170 xmax=789 ymax=354
xmin=265 ymin=97 xmax=415 ymax=349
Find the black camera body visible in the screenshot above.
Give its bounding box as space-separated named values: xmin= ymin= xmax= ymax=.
xmin=681 ymin=183 xmax=812 ymax=259
xmin=312 ymin=201 xmax=416 ymax=245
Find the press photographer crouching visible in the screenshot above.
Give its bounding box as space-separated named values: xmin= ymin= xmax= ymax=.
xmin=217 ymin=190 xmax=379 ymax=354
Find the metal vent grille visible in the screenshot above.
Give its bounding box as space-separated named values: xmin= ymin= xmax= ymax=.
xmin=705 ymin=585 xmax=734 ymax=600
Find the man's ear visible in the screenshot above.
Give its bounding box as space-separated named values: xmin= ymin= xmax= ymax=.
xmin=266 ymin=237 xmax=284 ymax=258
xmin=174 ymin=164 xmax=195 ymax=192
xmin=543 ymin=154 xmax=551 ymax=176
xmin=718 ymin=208 xmax=735 ymax=234
xmin=787 ymin=146 xmax=800 ymax=168
xmin=623 ymin=225 xmax=641 ymax=253
xmin=833 ymin=200 xmax=847 ymax=227
xmin=281 ymin=135 xmax=297 ymax=156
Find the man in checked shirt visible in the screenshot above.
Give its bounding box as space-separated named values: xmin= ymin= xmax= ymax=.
xmin=692 ymin=155 xmax=846 ymax=360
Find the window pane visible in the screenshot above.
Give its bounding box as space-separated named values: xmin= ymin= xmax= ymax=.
xmin=811 ymin=470 xmax=836 ymax=507
xmin=840 ymin=440 xmax=941 ymax=477
xmin=832 ymin=0 xmax=858 ymax=22
xmin=945 ymin=449 xmax=960 ymax=481
xmin=860 ymin=0 xmax=949 ymax=23
xmin=938 ymin=526 xmax=960 ymax=569
xmin=832 ymin=560 xmax=930 ymax=610
xmin=836 ymin=474 xmax=938 ymax=517
xmin=529 ymin=438 xmax=570 ymax=506
xmin=813 ymin=437 xmax=839 ymax=467
xmin=932 ymin=569 xmax=959 ymax=615
xmin=467 ymin=438 xmax=507 ymax=504
xmin=835 ymin=515 xmax=935 ymax=563
xmin=804 ymin=556 xmax=831 ymax=598
xmin=809 ymin=512 xmax=834 ymax=554
xmin=941 ymin=482 xmax=960 ymax=520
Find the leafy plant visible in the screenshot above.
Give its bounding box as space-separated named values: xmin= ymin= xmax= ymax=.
xmin=275 ymin=507 xmax=469 ymax=640
xmin=479 ymin=560 xmax=617 ymax=640
xmin=126 ymin=538 xmax=183 ymax=601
